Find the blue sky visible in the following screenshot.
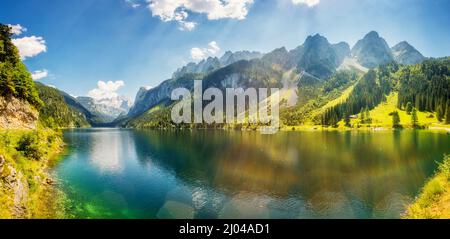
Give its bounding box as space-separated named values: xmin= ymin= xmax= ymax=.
xmin=1 ymin=0 xmax=450 ymax=100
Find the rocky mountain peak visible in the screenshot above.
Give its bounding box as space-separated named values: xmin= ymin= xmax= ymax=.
xmin=304 ymin=34 xmax=329 ymax=47
xmin=261 ymin=47 xmax=292 ymax=68
xmin=219 ymin=50 xmax=262 ymax=66
xmin=296 ymin=34 xmax=341 ymax=78
xmin=365 ymin=31 xmax=380 ymax=40
xmin=391 ymin=41 xmax=425 ymax=65
xmin=351 ymin=31 xmax=394 ymax=68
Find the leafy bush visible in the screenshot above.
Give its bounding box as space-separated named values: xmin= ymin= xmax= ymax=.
xmin=16 ymin=131 xmax=46 ymax=160
xmin=438 ymin=155 xmax=450 ymax=179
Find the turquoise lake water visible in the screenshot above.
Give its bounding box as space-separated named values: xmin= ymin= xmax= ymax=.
xmin=54 ymin=128 xmax=449 ymax=218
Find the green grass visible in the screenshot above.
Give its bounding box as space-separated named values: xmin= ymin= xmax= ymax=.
xmin=363 ymin=92 xmax=440 ymax=127
xmin=320 ymin=92 xmax=448 ymax=130
xmin=405 ymin=155 xmax=450 ymax=219
xmin=0 ymin=129 xmax=65 ymax=218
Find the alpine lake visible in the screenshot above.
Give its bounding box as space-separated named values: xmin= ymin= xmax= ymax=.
xmin=53 ymin=128 xmax=449 ymax=219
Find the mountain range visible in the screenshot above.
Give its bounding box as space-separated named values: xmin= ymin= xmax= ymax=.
xmin=124 ymin=31 xmax=428 ymax=125
xmin=77 ymin=96 xmax=132 ymax=123
xmin=1 ymin=26 xmax=448 ymax=130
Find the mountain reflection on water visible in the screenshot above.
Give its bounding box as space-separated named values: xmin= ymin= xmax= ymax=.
xmin=56 ymin=128 xmax=449 ymax=219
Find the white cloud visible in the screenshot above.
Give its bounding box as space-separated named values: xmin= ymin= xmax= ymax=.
xmin=125 ymin=0 xmax=141 ymax=8
xmin=12 ymin=36 xmax=47 ymax=60
xmin=292 ymin=0 xmax=320 ymax=7
xmin=147 ymin=0 xmax=254 ymax=30
xmin=179 ymin=21 xmax=197 ymax=31
xmin=31 ymin=69 xmax=49 ymax=80
xmin=190 ymin=41 xmax=220 ymax=61
xmin=88 ymin=80 xmax=125 ymax=100
xmin=7 ymin=24 xmax=27 ymax=35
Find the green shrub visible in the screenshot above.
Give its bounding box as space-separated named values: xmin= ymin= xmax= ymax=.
xmin=15 ymin=131 xmax=46 ymax=160
xmin=438 ymin=155 xmax=450 ymax=179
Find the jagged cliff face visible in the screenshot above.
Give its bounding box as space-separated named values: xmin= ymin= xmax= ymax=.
xmin=128 ymin=75 xmax=199 ymax=118
xmin=333 ymin=42 xmax=351 ymax=65
xmin=172 ymin=57 xmax=221 ymax=79
xmin=392 ymin=41 xmax=426 ymax=65
xmin=172 ymin=51 xmax=263 ymax=79
xmin=296 ymin=34 xmax=343 ymax=79
xmin=352 ymin=31 xmax=394 ymax=68
xmin=220 ymin=50 xmax=263 ymax=66
xmin=0 ymin=96 xmax=38 ymax=129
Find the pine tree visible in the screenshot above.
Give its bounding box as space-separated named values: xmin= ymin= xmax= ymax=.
xmin=436 ymin=103 xmax=444 ymax=122
xmin=365 ymin=108 xmax=372 ymax=124
xmin=445 ymin=103 xmax=450 ymax=124
xmin=406 ymin=102 xmax=413 ymax=115
xmin=411 ymin=107 xmax=419 ymax=128
xmin=360 ymin=109 xmax=365 ymax=124
xmin=331 ymin=113 xmax=338 ymax=128
xmin=344 ymin=110 xmax=351 ymax=127
xmin=392 ymin=111 xmax=400 ymax=128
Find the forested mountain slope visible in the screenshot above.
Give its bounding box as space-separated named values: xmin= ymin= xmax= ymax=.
xmin=34 ymin=82 xmax=92 ymax=128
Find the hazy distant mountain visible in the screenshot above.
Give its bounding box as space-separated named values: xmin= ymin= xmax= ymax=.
xmin=352 ymin=31 xmax=394 ymax=68
xmin=219 ymin=50 xmax=263 ymax=66
xmin=332 ymin=42 xmax=351 ymax=65
xmin=173 ymin=51 xmax=263 ymax=79
xmin=77 ymin=96 xmax=132 ymax=123
xmin=130 ymin=50 xmax=264 ymax=117
xmin=391 ymin=41 xmax=426 ymax=65
xmin=262 ymin=47 xmax=294 ymax=69
xmin=172 ymin=57 xmax=221 ymax=79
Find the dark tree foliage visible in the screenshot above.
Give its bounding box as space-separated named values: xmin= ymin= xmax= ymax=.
xmin=323 ymin=70 xmax=358 ymax=93
xmin=445 ymin=102 xmax=450 ymax=124
xmin=406 ymin=102 xmax=413 ymax=115
xmin=411 ymin=107 xmax=419 ymax=127
xmin=35 ymin=82 xmax=90 ymax=128
xmin=397 ymin=58 xmax=449 ymax=115
xmin=322 ymin=68 xmax=385 ymax=126
xmin=390 ymin=111 xmax=401 ymax=128
xmin=436 ymin=103 xmax=445 ymax=122
xmin=322 ymin=59 xmax=449 ymax=126
xmin=0 ymin=24 xmax=43 ymax=108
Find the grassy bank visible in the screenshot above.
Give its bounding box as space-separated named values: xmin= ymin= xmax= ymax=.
xmin=405 ymin=155 xmax=450 ymax=219
xmin=0 ymin=129 xmax=66 ymax=218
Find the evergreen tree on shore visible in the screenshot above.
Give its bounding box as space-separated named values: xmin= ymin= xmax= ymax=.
xmin=344 ymin=110 xmax=351 ymax=127
xmin=391 ymin=111 xmax=400 ymax=128
xmin=411 ymin=107 xmax=419 ymax=128
xmin=436 ymin=103 xmax=445 ymax=121
xmin=0 ymin=24 xmax=42 ymax=108
xmin=445 ymin=103 xmax=450 ymax=124
xmin=406 ymin=102 xmax=413 ymax=115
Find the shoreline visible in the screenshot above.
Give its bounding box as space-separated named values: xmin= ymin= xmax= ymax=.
xmin=0 ymin=129 xmax=67 ymax=218
xmin=405 ymin=155 xmax=450 ymax=219
xmin=122 ymin=124 xmax=450 ymax=134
